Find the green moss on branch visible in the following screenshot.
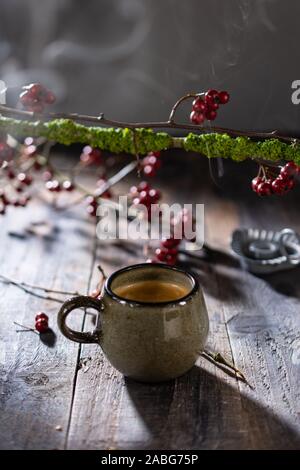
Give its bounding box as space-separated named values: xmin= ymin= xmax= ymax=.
xmin=1 ymin=116 xmax=300 ymax=164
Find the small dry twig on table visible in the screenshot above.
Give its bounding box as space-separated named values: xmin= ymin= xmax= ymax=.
xmin=201 ymin=349 xmax=252 ymax=387
xmin=0 ymin=274 xmax=79 ymax=303
xmin=13 ymin=321 xmax=39 ymax=334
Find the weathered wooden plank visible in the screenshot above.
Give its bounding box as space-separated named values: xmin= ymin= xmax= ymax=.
xmin=0 ymin=200 xmax=95 ymax=449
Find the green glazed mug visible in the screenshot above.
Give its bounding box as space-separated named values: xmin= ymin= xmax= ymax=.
xmin=57 ymin=263 xmax=209 ymax=383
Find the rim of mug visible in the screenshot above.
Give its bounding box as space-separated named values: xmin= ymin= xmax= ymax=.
xmin=105 ymin=262 xmax=198 ymax=306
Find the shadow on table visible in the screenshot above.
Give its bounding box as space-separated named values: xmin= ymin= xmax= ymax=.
xmin=124 ymin=366 xmax=300 ymax=450
xmin=258 ymin=266 xmax=300 ymax=298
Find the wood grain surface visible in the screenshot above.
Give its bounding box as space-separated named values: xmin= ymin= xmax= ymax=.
xmin=0 ymin=152 xmax=300 ymax=449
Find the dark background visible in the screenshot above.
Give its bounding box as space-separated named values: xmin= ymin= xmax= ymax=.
xmin=0 ymin=0 xmax=299 ymax=134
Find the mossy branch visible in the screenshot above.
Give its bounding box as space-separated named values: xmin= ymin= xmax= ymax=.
xmin=0 ymin=109 xmax=300 ymax=165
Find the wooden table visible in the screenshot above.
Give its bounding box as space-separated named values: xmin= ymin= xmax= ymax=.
xmin=1 ymin=151 xmax=300 ymax=450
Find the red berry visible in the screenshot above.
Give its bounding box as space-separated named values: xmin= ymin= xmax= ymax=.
xmin=26 ymin=83 xmax=44 ymax=98
xmin=257 ymin=181 xmax=272 ymax=196
xmin=155 ymin=248 xmax=168 ymax=262
xmin=85 ymin=195 xmax=97 ymax=207
xmin=35 ymin=318 xmax=49 ymax=333
xmin=192 ymin=97 xmax=206 ymax=113
xmin=208 ymin=101 xmax=219 ymax=111
xmin=19 ymin=91 xmax=34 ymax=106
xmin=24 ymin=137 xmax=34 ymax=146
xmin=143 ymin=164 xmax=156 ymax=177
xmin=86 ymin=204 xmax=97 ymax=217
xmin=149 ymin=151 xmax=161 ymax=158
xmin=139 ymin=190 xmax=151 ymax=206
xmin=162 ymin=237 xmax=181 ymax=248
xmin=251 ymin=176 xmax=263 ymax=192
xmin=46 ymin=180 xmax=61 ymax=192
xmin=138 ymin=181 xmax=150 ymax=192
xmin=165 ymin=254 xmax=177 ymax=266
xmin=45 ymin=91 xmax=56 ymax=104
xmin=286 ymin=178 xmax=296 ymax=191
xmin=164 ymin=247 xmax=178 ymax=256
xmin=62 ymin=180 xmax=74 ymax=191
xmin=143 ymin=155 xmax=161 ymax=169
xmin=130 ymin=185 xmax=138 ymax=196
xmin=35 ymin=312 xmax=48 ymax=322
xmin=280 ymin=162 xmax=298 ymax=179
xmin=18 ymin=173 xmax=32 ymax=185
xmin=148 ymin=188 xmax=161 ymax=201
xmin=24 ymin=144 xmax=37 ymax=157
xmin=133 ymin=197 xmax=141 ymax=206
xmin=80 ymin=146 xmax=101 ymax=165
xmin=205 ymin=109 xmax=217 ymax=121
xmin=271 ymin=177 xmax=286 ymax=195
xmin=205 ymin=89 xmax=219 ymax=101
xmin=218 ymin=91 xmax=230 ymax=104
xmin=190 ymin=110 xmax=205 ymax=125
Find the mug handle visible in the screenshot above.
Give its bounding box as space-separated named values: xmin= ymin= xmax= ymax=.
xmin=58 ymin=295 xmax=103 ymax=344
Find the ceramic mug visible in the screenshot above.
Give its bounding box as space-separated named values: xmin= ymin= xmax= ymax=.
xmin=57 ymin=263 xmax=209 ymax=383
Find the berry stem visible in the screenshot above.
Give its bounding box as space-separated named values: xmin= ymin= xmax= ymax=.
xmin=168 ymin=92 xmax=201 ymax=123
xmin=13 ymin=321 xmax=39 ymax=334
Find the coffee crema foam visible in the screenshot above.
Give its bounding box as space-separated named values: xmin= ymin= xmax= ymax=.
xmin=114 ymin=280 xmax=189 ymax=303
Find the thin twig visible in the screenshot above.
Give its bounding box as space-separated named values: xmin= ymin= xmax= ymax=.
xmin=0 ymin=274 xmax=78 ymax=296
xmin=13 ymin=321 xmax=39 ymax=334
xmin=201 ymin=349 xmax=252 ymax=387
xmin=0 ymin=100 xmax=297 ymax=144
xmin=0 ymin=275 xmax=64 ymax=303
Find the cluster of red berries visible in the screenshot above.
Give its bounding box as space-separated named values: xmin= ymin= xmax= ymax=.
xmin=45 ymin=178 xmax=74 ymax=193
xmin=152 ymin=236 xmax=181 ymax=265
xmin=85 ymin=195 xmax=98 ymax=217
xmin=19 ymin=83 xmax=56 ymax=113
xmin=140 ymin=151 xmax=161 ymax=177
xmin=0 ymin=165 xmax=32 ymax=214
xmin=252 ymin=161 xmax=300 ymax=196
xmin=0 ymin=190 xmax=31 ymax=214
xmin=130 ymin=181 xmax=161 ymax=220
xmin=190 ymin=89 xmax=230 ymax=124
xmin=80 ymin=146 xmax=102 ymax=166
xmin=149 ymin=208 xmax=196 ymax=265
xmin=35 ymin=312 xmax=49 ymax=333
